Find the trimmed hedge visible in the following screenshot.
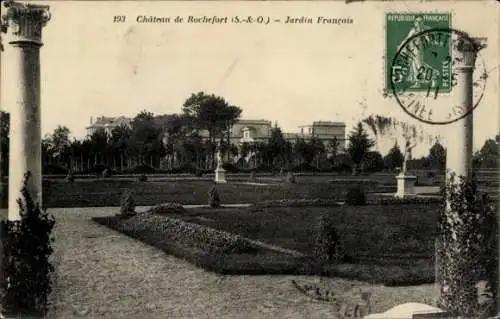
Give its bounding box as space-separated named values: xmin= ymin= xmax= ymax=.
xmin=120 ymin=212 xmax=257 ymax=254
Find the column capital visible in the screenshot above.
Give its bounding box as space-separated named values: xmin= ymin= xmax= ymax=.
xmin=1 ymin=1 xmax=51 ymax=46
xmin=452 ymin=35 xmax=487 ymax=70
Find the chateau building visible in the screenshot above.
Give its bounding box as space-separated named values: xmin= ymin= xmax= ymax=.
xmin=85 ymin=116 xmax=132 ymax=136
xmin=84 ymin=116 xmax=346 ymax=153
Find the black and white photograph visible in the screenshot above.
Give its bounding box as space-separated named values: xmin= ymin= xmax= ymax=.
xmin=0 ymin=0 xmax=499 ymax=318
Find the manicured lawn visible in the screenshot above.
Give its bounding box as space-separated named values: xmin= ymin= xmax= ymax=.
xmin=167 ymin=204 xmax=439 ymax=260
xmin=93 ymin=202 xmax=443 ymax=286
xmin=3 ymin=178 xmax=388 ymax=208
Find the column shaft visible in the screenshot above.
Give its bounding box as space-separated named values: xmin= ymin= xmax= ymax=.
xmin=8 ymin=43 xmax=42 ymax=220
xmin=445 ymin=67 xmax=474 ymax=180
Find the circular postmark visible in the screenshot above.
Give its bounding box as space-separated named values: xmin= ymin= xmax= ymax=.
xmin=390 ymin=27 xmax=487 ymax=125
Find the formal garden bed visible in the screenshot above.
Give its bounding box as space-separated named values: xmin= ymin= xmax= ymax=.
xmin=92 ymin=201 xmax=445 ymax=286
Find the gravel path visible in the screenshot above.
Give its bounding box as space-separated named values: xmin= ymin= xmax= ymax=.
xmin=1 ymin=207 xmax=435 ymax=318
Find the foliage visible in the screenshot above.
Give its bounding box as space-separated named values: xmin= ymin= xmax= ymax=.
xmin=436 ymin=172 xmax=497 ymax=317
xmin=123 ymin=164 xmax=155 ymax=174
xmin=361 ymin=151 xmax=384 ymax=173
xmin=345 ymin=186 xmax=366 ymax=206
xmin=147 ymin=202 xmax=186 ymax=215
xmin=43 ymin=164 xmax=69 ymax=175
xmin=347 ymin=122 xmax=375 ymax=167
xmin=182 ymin=92 xmax=242 ymax=144
xmin=428 ymin=142 xmax=446 ymax=170
xmin=473 ymin=138 xmax=499 ymax=169
xmin=137 ymin=174 xmax=148 ymax=182
xmin=129 ymin=111 xmax=165 ymax=166
xmin=208 ymin=185 xmax=220 ymax=208
xmin=0 ymin=172 xmax=55 ymax=317
xmin=314 ymin=214 xmax=345 ymax=264
xmin=119 ymin=190 xmax=136 ymax=217
xmin=285 ymin=171 xmax=296 ymax=184
xmin=384 ymin=143 xmax=404 ymax=170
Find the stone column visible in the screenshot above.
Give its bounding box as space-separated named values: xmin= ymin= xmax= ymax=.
xmin=438 ymin=36 xmax=487 ymax=316
xmin=445 ymin=42 xmax=477 ymax=181
xmin=1 ymin=1 xmax=51 ymax=220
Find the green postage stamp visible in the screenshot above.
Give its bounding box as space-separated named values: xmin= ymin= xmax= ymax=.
xmin=386 ymin=13 xmax=452 ymax=94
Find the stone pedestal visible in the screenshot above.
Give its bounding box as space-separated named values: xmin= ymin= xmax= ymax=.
xmin=395 ymin=174 xmax=417 ymax=198
xmin=214 ymin=167 xmax=227 ymax=183
xmin=2 ymin=2 xmax=51 ymax=220
xmin=364 ymin=302 xmax=448 ymax=319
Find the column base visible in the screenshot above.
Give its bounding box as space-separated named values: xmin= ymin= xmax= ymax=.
xmin=214 ymin=168 xmax=227 ymax=183
xmin=394 ymin=174 xmax=417 ymax=199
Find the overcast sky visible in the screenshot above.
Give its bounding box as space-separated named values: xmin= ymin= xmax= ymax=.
xmin=1 ymin=1 xmax=498 ymax=156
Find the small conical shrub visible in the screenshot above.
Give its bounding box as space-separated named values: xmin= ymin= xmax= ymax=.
xmin=314 ymin=214 xmax=345 ymax=264
xmin=285 ymin=172 xmax=296 ymax=184
xmin=120 ymin=190 xmax=136 ymax=217
xmin=345 ymin=186 xmax=366 ymax=206
xmin=208 ymin=185 xmax=220 ymax=208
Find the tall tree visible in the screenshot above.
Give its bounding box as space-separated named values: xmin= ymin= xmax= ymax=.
xmin=347 ymin=122 xmax=375 ymax=173
xmin=384 ymin=142 xmax=404 ymax=170
xmin=109 ymin=124 xmax=132 ymax=171
xmin=182 ymin=92 xmax=242 ymax=162
xmin=428 ymin=141 xmax=446 ymax=170
xmin=268 ymin=124 xmax=288 ymax=167
xmin=129 ymin=111 xmax=162 ymax=166
xmin=89 ymin=129 xmax=109 ymax=165
xmin=48 ymin=126 xmax=71 ymax=166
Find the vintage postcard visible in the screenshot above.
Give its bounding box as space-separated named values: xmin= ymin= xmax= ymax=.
xmin=0 ymin=0 xmax=499 ymax=318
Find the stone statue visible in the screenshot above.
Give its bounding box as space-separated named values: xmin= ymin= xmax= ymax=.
xmin=216 ymin=148 xmax=222 ymax=168
xmin=402 ymin=139 xmax=417 ymax=174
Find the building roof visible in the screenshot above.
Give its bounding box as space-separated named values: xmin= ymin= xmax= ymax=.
xmin=235 ymin=119 xmax=272 ymax=125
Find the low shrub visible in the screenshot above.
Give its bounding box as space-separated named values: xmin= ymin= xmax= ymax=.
xmin=222 ymin=163 xmax=238 ymax=173
xmin=0 ymin=172 xmax=56 ymax=317
xmin=79 ymin=164 xmax=114 ymax=176
xmin=123 ymin=164 xmax=155 ymax=174
xmin=137 ymin=174 xmax=148 ymax=182
xmin=148 ymin=202 xmax=186 ymax=215
xmin=115 ymin=213 xmax=257 ymax=254
xmin=43 ymin=164 xmax=68 ymax=175
xmin=290 ymin=163 xmax=318 ymax=173
xmin=313 ymin=214 xmax=345 ymax=264
xmin=372 ymin=196 xmax=441 ymax=205
xmin=208 ymin=186 xmax=220 ymax=208
xmin=345 ymin=186 xmax=366 ymax=206
xmin=285 ymin=172 xmax=296 ymax=184
xmin=255 ymin=199 xmax=341 ymax=208
xmin=119 ymin=190 xmax=136 ymax=218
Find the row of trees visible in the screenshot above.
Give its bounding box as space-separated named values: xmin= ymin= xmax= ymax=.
xmin=1 ymin=91 xmax=499 ymax=175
